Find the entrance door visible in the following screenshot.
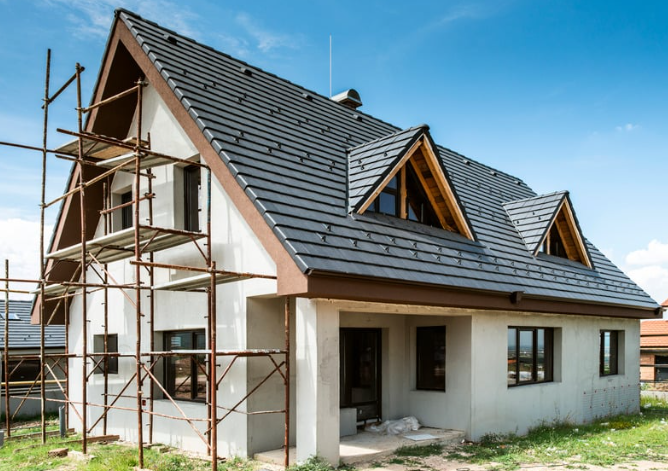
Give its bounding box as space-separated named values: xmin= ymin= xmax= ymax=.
xmin=340 ymin=328 xmax=381 ymax=422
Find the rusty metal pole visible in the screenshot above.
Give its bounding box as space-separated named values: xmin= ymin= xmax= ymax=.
xmin=134 ymin=80 xmax=145 ymax=468
xmin=284 ymin=296 xmax=290 ymax=469
xmin=102 ymin=181 xmax=109 ymax=435
xmin=147 ymin=162 xmax=155 ymax=445
xmin=76 ymin=62 xmax=89 ymax=454
xmin=39 ymin=48 xmax=52 ymax=444
xmin=3 ymin=260 xmax=9 ymax=437
xmin=207 ymin=168 xmax=218 ymax=471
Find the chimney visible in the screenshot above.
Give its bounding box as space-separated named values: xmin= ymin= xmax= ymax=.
xmin=331 ymin=89 xmax=362 ymax=109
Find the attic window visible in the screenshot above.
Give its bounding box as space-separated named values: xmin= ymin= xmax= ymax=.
xmin=538 ymin=199 xmax=592 ymax=267
xmin=370 ymin=167 xmax=439 ymax=227
xmin=355 ymin=128 xmax=474 ymax=239
xmin=540 ymin=224 xmax=568 ymax=258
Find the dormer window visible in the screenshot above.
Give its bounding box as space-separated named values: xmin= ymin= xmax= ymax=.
xmin=504 ymin=191 xmax=593 ymax=268
xmin=369 ymin=167 xmax=439 ymax=227
xmin=349 ymin=125 xmax=474 ymax=239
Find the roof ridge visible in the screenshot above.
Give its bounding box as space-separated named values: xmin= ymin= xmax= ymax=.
xmin=346 ymin=124 xmax=428 ymax=152
xmin=502 ymin=190 xmax=568 ymax=206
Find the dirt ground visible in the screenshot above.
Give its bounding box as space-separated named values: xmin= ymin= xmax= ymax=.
xmin=354 ymin=445 xmax=668 ymax=471
xmin=357 ymin=458 xmax=668 ymax=471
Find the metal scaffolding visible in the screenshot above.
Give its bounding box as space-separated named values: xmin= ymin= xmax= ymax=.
xmin=0 ymin=50 xmax=290 ymax=470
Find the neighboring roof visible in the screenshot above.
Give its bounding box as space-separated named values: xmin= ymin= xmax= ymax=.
xmin=663 ymin=298 xmax=668 ymax=307
xmin=0 ymin=300 xmax=65 ymax=349
xmin=81 ymin=10 xmax=659 ymax=312
xmin=641 ymin=320 xmax=668 ymax=348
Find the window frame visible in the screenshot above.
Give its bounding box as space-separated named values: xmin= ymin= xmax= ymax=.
xmin=120 ymin=191 xmax=133 ymax=230
xmin=163 ymin=329 xmax=207 ymax=402
xmin=93 ymin=333 xmax=119 ymax=375
xmin=183 ymin=165 xmax=201 ymax=232
xmin=416 ymin=326 xmax=446 ymax=391
xmin=599 ymin=330 xmax=620 ymax=376
xmin=507 ymin=326 xmax=554 ymax=387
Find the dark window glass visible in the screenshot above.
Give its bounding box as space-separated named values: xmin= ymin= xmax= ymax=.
xmin=656 ymin=355 xmax=668 ymax=381
xmin=183 ymin=165 xmax=201 ymax=232
xmin=121 ymin=191 xmax=133 ymax=229
xmin=3 ymin=359 xmax=40 ymax=384
xmin=93 ymin=334 xmax=118 ymax=375
xmin=541 ymin=227 xmax=568 ymax=258
xmin=164 ymin=330 xmax=206 ymax=402
xmin=600 ymin=330 xmax=619 ymax=376
xmin=508 ymin=327 xmax=553 ymax=386
xmin=405 ymin=166 xmax=439 ymax=226
xmin=416 ymin=326 xmax=446 ymax=391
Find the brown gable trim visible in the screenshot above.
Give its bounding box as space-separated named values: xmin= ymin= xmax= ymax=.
xmin=301 ymin=272 xmax=659 ymax=319
xmin=113 ymin=22 xmax=307 ymax=294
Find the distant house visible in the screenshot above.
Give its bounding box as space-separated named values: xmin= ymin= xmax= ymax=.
xmin=35 ymin=9 xmax=660 ymax=464
xmin=0 ymin=300 xmax=65 ymax=418
xmin=640 ymin=298 xmax=668 ymax=386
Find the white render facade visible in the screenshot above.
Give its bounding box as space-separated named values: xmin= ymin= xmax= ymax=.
xmin=63 ymin=83 xmax=642 ymax=464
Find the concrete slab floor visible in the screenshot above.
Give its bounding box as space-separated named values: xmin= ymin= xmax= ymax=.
xmin=254 ymin=427 xmax=466 ymax=466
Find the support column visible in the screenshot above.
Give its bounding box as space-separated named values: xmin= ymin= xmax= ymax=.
xmin=295 ymin=298 xmax=339 ymax=464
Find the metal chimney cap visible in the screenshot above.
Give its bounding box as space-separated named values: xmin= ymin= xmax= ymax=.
xmin=331 ymin=89 xmax=362 ymax=109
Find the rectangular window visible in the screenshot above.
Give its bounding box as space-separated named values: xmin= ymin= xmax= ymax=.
xmin=121 ymin=191 xmax=133 ymax=229
xmin=508 ymin=327 xmax=553 ymax=386
xmin=183 ymin=165 xmax=201 ymax=232
xmin=93 ymin=334 xmax=118 ymax=375
xmin=3 ymin=359 xmax=40 ymax=384
xmin=600 ymin=330 xmax=619 ymax=376
xmin=164 ymin=330 xmax=206 ymax=402
xmin=416 ymin=326 xmax=446 ymax=391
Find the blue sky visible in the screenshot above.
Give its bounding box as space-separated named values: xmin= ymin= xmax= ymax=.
xmin=0 ymin=0 xmax=667 ymax=304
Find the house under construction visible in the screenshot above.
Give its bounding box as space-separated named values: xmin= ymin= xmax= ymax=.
xmin=0 ymin=8 xmax=662 ymax=471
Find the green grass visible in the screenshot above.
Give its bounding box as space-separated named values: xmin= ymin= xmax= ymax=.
xmin=443 ymin=397 xmax=668 ymax=470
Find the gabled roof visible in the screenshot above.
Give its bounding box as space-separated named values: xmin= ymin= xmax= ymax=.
xmin=0 ymin=300 xmax=65 ymax=349
xmin=503 ymin=191 xmax=592 ymax=268
xmin=43 ymin=9 xmax=659 ymax=318
xmin=348 ymin=125 xmax=473 ymax=239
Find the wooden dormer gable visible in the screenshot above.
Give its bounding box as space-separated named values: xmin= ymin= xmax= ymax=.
xmin=348 ymin=125 xmax=474 ymax=239
xmin=504 ymin=191 xmax=593 ymax=268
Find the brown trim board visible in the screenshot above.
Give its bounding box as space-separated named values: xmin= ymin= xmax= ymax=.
xmin=303 ymin=272 xmax=659 ymax=319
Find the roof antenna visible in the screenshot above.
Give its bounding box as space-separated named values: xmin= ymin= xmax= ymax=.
xmin=329 ymin=35 xmax=332 ymax=98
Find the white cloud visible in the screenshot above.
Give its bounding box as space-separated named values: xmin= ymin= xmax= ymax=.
xmin=627 ymin=266 xmax=668 ymax=305
xmin=45 ymin=0 xmax=200 ymax=40
xmin=235 ymin=13 xmax=300 ymax=53
xmin=615 ymin=123 xmax=640 ymax=132
xmin=622 ymin=239 xmax=668 ymax=304
xmin=626 ymin=239 xmax=668 ymax=266
xmin=0 ymin=218 xmax=53 ymax=300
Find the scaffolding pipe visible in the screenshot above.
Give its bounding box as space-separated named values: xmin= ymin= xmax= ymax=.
xmin=75 ymin=62 xmax=89 ymax=454
xmin=39 ymin=48 xmax=52 ymax=444
xmin=4 ymin=260 xmax=10 ymax=437
xmin=134 ymin=78 xmax=145 ymax=468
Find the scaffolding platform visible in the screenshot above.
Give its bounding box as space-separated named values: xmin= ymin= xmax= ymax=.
xmin=46 ymin=226 xmax=206 ymax=264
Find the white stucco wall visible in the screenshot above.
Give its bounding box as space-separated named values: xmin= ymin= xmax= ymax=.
xmin=470 ymin=311 xmax=640 ymax=440
xmin=67 ymin=82 xmax=277 ymax=457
